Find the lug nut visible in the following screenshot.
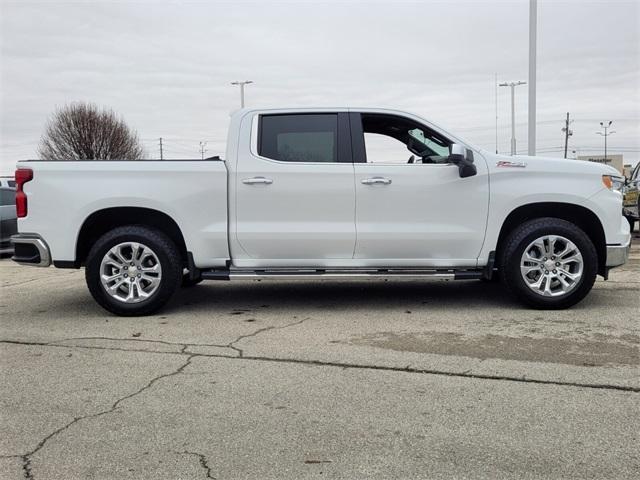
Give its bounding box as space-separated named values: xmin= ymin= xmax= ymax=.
xmin=556 ymin=262 xmax=560 ymax=266
xmin=137 ymin=274 xmax=141 ymax=278
xmin=553 ymin=269 xmax=557 ymax=273
xmin=124 ymin=274 xmax=128 ymax=278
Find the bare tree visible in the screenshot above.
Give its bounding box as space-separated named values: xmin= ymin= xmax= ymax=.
xmin=38 ymin=102 xmax=145 ymax=160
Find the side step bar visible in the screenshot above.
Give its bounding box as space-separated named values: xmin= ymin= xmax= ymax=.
xmin=201 ymin=268 xmax=484 ymax=281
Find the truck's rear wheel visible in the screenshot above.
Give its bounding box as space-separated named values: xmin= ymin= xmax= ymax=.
xmin=499 ymin=218 xmax=597 ymax=309
xmin=85 ymin=226 xmax=182 ymax=316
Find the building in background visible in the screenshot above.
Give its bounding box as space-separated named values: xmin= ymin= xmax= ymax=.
xmin=577 ymin=154 xmax=624 ymax=175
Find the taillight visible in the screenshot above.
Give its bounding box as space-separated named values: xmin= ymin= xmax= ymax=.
xmin=15 ymin=168 xmax=33 ymax=218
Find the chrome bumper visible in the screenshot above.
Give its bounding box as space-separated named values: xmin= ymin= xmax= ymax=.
xmin=10 ymin=234 xmax=51 ymax=267
xmin=605 ymin=238 xmax=631 ymax=268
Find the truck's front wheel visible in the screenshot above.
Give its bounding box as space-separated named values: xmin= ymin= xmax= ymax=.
xmin=85 ymin=226 xmax=182 ymax=316
xmin=500 ymin=218 xmax=598 ymax=309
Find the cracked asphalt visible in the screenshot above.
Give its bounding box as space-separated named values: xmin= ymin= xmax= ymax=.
xmin=1 ymin=235 xmax=639 ymax=479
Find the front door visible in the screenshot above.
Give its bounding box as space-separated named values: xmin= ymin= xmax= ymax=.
xmin=233 ymin=112 xmax=356 ymax=267
xmin=351 ymin=112 xmax=489 ymax=268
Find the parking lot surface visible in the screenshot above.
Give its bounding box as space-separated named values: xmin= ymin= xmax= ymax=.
xmin=1 ymin=235 xmax=639 ymax=479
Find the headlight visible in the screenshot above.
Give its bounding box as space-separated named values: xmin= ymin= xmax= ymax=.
xmin=602 ymin=175 xmax=625 ymax=193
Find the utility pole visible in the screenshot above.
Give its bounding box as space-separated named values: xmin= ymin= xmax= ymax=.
xmin=199 ymin=141 xmax=207 ymax=160
xmin=499 ymin=81 xmax=526 ymax=155
xmin=231 ymin=80 xmax=253 ymax=108
xmin=528 ymin=0 xmax=537 ymax=156
xmin=561 ymin=113 xmax=573 ymax=158
xmin=158 ymin=137 xmax=164 ymax=160
xmin=596 ymin=121 xmax=615 ymax=162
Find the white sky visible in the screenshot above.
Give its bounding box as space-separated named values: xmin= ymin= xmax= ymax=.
xmin=1 ymin=0 xmax=638 ymax=174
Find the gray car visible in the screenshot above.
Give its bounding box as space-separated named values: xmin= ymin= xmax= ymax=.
xmin=0 ymin=187 xmax=17 ymax=255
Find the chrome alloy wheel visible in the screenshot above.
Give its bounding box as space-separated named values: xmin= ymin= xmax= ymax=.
xmin=519 ymin=235 xmax=584 ymax=297
xmin=99 ymin=242 xmax=162 ymax=303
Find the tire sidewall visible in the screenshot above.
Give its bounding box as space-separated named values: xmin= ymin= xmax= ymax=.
xmin=85 ymin=226 xmax=181 ymax=316
xmin=501 ymin=219 xmax=598 ymax=309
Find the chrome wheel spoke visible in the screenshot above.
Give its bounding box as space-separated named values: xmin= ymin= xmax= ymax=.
xmin=101 ymin=273 xmax=121 ymax=283
xmin=100 ymin=241 xmax=162 ymax=304
xmin=520 ymin=264 xmax=541 ymax=276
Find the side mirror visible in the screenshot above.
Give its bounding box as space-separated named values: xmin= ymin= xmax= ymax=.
xmin=449 ymin=143 xmax=477 ymax=178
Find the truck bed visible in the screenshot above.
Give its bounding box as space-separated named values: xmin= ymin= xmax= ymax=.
xmin=16 ymin=159 xmax=230 ymax=268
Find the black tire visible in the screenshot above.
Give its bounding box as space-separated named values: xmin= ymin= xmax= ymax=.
xmin=85 ymin=225 xmax=182 ymax=316
xmin=625 ymin=216 xmax=636 ymax=233
xmin=499 ymin=218 xmax=598 ymax=309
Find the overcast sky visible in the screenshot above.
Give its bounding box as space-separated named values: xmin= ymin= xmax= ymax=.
xmin=1 ymin=0 xmax=638 ymax=174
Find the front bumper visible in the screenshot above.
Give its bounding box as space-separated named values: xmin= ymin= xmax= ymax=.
xmin=10 ymin=234 xmax=51 ymax=267
xmin=605 ymin=238 xmax=631 ymax=268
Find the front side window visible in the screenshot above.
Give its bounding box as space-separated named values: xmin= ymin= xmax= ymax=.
xmin=361 ymin=114 xmax=451 ymax=164
xmin=259 ymin=114 xmax=338 ymax=163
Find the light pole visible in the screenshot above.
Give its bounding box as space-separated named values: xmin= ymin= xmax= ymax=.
xmin=596 ymin=121 xmax=615 ymax=162
xmin=528 ymin=0 xmax=537 ymax=156
xmin=231 ymin=80 xmax=253 ymax=108
xmin=499 ymin=81 xmax=527 ymax=155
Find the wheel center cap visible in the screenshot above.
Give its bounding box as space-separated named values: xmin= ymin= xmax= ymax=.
xmin=128 ymin=266 xmax=139 ymax=276
xmin=544 ymin=260 xmax=555 ymax=271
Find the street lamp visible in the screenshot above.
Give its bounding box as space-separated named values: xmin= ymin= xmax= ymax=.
xmin=499 ymin=80 xmax=527 ymax=155
xmin=231 ymin=80 xmax=253 ymax=108
xmin=596 ymin=121 xmax=615 ymax=162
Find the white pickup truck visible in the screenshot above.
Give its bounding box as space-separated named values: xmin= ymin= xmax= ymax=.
xmin=12 ymin=108 xmax=630 ymax=315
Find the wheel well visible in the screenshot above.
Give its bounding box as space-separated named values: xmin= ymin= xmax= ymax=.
xmin=75 ymin=207 xmax=188 ymax=266
xmin=495 ymin=203 xmax=606 ymax=273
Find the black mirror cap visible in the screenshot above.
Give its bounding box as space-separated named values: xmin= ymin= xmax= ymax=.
xmin=449 ymin=153 xmax=466 ymax=164
xmin=458 ymin=161 xmax=477 ymax=178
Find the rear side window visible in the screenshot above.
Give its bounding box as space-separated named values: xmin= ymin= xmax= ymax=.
xmin=0 ymin=188 xmax=15 ymax=206
xmin=259 ymin=114 xmax=338 ymax=163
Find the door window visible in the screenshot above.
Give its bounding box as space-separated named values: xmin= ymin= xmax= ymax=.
xmin=361 ymin=114 xmax=451 ymax=165
xmin=259 ymin=114 xmax=338 ymax=163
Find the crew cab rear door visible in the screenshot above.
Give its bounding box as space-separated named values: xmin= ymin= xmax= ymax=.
xmin=350 ymin=112 xmax=489 ymax=267
xmin=232 ymin=111 xmax=356 ymax=267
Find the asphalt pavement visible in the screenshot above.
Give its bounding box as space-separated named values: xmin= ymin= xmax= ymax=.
xmin=1 ymin=234 xmax=638 ymax=479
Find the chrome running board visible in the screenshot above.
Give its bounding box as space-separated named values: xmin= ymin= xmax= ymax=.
xmin=201 ymin=268 xmax=483 ymax=281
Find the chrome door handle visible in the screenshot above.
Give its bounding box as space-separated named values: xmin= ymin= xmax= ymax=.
xmin=361 ymin=177 xmax=392 ymax=185
xmin=242 ymin=177 xmax=273 ymax=185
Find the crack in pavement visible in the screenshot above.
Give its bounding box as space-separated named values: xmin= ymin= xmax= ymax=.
xmin=51 ymin=336 xmax=233 ymax=351
xmin=176 ymin=451 xmax=216 ymax=479
xmin=8 ymin=354 xmax=195 ymax=480
xmin=225 ymin=317 xmax=311 ymax=357
xmin=2 ymin=338 xmax=638 ymax=394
